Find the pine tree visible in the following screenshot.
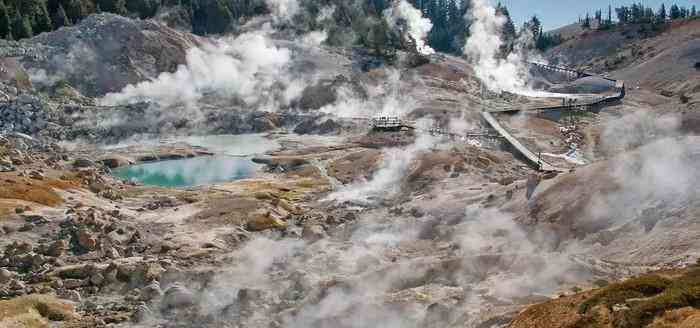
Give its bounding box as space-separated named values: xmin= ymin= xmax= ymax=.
xmin=97 ymin=0 xmax=126 ymax=15
xmin=206 ymin=0 xmax=233 ymax=34
xmin=34 ymin=1 xmax=52 ymax=34
xmin=657 ymin=3 xmax=666 ymax=23
xmin=616 ymin=6 xmax=630 ymax=24
xmin=528 ymin=15 xmax=541 ymax=38
xmin=128 ymin=0 xmax=160 ymax=19
xmin=692 ymin=6 xmax=697 ymax=17
xmin=191 ymin=0 xmax=207 ymax=35
xmin=494 ymin=2 xmax=515 ymax=54
xmin=12 ymin=10 xmax=33 ymax=39
xmin=497 ymin=3 xmax=516 ymax=42
xmin=66 ymin=0 xmax=87 ymax=24
xmin=55 ymin=4 xmax=71 ymax=28
xmin=0 ymin=0 xmax=10 ymax=39
xmin=582 ymin=12 xmax=591 ymax=29
xmin=670 ymin=4 xmax=681 ymax=20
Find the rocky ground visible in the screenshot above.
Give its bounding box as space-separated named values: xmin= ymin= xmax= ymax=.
xmin=0 ymin=11 xmax=699 ymax=328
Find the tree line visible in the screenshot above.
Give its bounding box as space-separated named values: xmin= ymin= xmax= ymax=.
xmin=582 ymin=2 xmax=698 ymax=31
xmin=0 ymin=0 xmax=566 ymax=56
xmin=0 ymin=0 xmax=161 ymax=40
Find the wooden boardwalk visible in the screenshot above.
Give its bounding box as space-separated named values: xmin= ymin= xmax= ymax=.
xmin=480 ymin=111 xmax=562 ymax=172
xmin=479 ymin=63 xmax=626 ymax=172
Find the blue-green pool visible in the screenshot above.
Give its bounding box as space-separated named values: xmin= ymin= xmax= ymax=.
xmin=112 ymin=156 xmax=259 ymax=188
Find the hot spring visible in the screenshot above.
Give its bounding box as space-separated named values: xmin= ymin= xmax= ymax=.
xmin=110 ymin=134 xmax=279 ymax=188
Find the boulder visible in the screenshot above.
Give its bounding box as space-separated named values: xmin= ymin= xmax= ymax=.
xmin=0 ymin=268 xmax=15 ymax=283
xmin=98 ymin=155 xmax=134 ymax=169
xmin=77 ymin=229 xmax=98 ymax=251
xmin=161 ymin=283 xmax=195 ymax=310
xmin=133 ymin=302 xmax=154 ymax=323
xmin=141 ymin=281 xmax=163 ymax=301
xmin=28 ymin=170 xmax=45 ymax=180
xmin=293 ymin=118 xmax=342 ymax=135
xmin=318 ymin=119 xmax=342 ymax=135
xmin=422 ymin=302 xmax=451 ymax=327
xmin=301 ymin=224 xmax=326 ymax=243
xmin=59 ymin=290 xmax=82 ymax=302
xmin=246 ymin=212 xmax=289 ymax=232
xmin=73 ymin=158 xmax=96 ymax=168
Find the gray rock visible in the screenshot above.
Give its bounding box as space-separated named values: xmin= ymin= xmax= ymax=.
xmin=62 ymin=278 xmax=87 ymax=289
xmin=141 ymin=280 xmax=163 ymax=301
xmin=73 ymin=158 xmax=96 ymax=168
xmin=133 ymin=302 xmax=154 ymax=323
xmin=161 ymin=283 xmax=195 ymax=311
xmin=60 ymin=290 xmax=82 ymax=302
xmin=0 ymin=268 xmax=14 ymax=283
xmin=45 ymin=240 xmax=69 ymax=257
xmin=301 ymin=224 xmax=326 ymax=243
xmin=9 ymin=279 xmax=25 ymax=290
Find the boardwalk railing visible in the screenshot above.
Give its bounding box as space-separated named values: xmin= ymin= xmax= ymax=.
xmin=479 ymin=63 xmax=626 ymax=172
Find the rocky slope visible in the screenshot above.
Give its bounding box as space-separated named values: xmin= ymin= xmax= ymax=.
xmin=507 ymin=18 xmax=700 ymax=328
xmin=0 ymin=13 xmax=203 ymax=98
xmin=1 ymin=8 xmax=699 ymax=328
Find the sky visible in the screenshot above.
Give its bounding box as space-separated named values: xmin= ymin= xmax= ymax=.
xmin=496 ymin=0 xmax=700 ymax=30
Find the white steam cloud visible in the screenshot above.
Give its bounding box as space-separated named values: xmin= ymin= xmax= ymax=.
xmin=384 ymin=0 xmax=436 ymax=56
xmin=320 ymin=69 xmax=416 ymax=118
xmin=326 ymin=130 xmax=436 ymax=203
xmin=463 ymin=0 xmax=528 ymax=93
xmin=265 ymin=0 xmax=300 ymax=23
xmin=100 ymin=27 xmax=293 ymax=109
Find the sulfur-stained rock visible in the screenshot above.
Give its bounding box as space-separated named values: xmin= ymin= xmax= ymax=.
xmin=246 ymin=212 xmax=289 ymax=231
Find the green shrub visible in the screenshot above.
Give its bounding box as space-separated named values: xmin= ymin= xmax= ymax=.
xmin=578 ymin=274 xmax=671 ymax=314
xmin=593 ymin=279 xmax=609 ymax=288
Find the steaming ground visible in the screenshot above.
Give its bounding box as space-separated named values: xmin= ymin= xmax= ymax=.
xmin=2 ymin=1 xmax=700 ymax=327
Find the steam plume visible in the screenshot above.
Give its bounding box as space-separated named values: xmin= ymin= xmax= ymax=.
xmin=265 ymin=0 xmax=300 ymax=23
xmin=384 ymin=0 xmax=436 ymax=56
xmin=463 ymin=0 xmax=528 ymax=93
xmin=100 ymin=27 xmax=292 ymax=109
xmin=326 ymin=131 xmax=436 ymax=203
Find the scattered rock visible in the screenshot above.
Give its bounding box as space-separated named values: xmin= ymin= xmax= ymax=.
xmin=423 ymin=302 xmax=451 ymax=327
xmin=73 ymin=158 xmax=96 ymax=168
xmin=141 ymin=281 xmax=163 ymax=301
xmin=77 ymin=229 xmax=98 ymax=251
xmin=9 ymin=279 xmax=26 ymax=290
xmin=410 ymin=207 xmax=425 ymax=218
xmin=60 ymin=290 xmax=82 ymax=302
xmin=98 ymin=155 xmax=134 ymax=169
xmin=498 ymin=177 xmax=514 ymax=186
xmin=301 ymin=224 xmax=326 ymax=243
xmin=161 ymin=283 xmax=195 ymax=311
xmin=246 ymin=212 xmax=289 ymax=231
xmin=133 ymin=302 xmax=154 ymax=323
xmin=28 ymin=170 xmax=45 ymax=180
xmin=18 ymin=222 xmax=35 ymax=231
xmin=0 ymin=268 xmax=14 ymax=283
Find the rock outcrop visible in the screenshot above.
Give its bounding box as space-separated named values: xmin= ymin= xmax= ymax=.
xmin=0 ymin=14 xmax=203 ymax=98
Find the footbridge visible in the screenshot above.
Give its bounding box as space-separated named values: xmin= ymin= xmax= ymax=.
xmin=480 ymin=111 xmax=561 ymax=172
xmin=284 ymin=62 xmax=624 ymax=173
xmin=529 ymin=61 xmax=590 ymax=80
xmin=479 ymin=63 xmax=626 ymax=172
